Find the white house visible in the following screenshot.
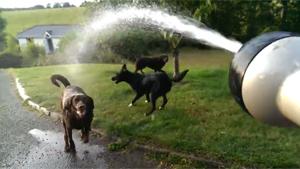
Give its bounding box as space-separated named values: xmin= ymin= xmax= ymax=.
xmin=16 ymin=24 xmax=80 ymax=54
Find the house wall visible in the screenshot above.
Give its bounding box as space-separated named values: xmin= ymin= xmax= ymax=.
xmin=52 ymin=38 xmax=60 ymax=49
xmin=18 ymin=39 xmax=27 ymax=48
xmin=18 ymin=38 xmax=61 ymax=53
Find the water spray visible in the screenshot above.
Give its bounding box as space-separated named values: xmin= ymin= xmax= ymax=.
xmin=75 ymin=6 xmax=242 ymax=58
xmin=66 ymin=7 xmax=300 ymax=127
xmin=229 ymin=31 xmax=300 ymax=127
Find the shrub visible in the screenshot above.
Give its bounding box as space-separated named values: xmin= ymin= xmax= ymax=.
xmin=56 ymin=26 xmax=169 ymax=64
xmin=0 ymin=52 xmax=22 ymax=68
xmin=5 ymin=35 xmax=20 ymax=54
xmin=23 ymin=42 xmax=45 ymax=58
xmin=103 ymin=27 xmax=167 ymax=62
xmin=22 ymin=42 xmax=46 ymax=66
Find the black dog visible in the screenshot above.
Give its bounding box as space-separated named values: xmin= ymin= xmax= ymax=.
xmin=51 ymin=74 xmax=94 ymax=153
xmin=135 ymin=55 xmax=168 ymax=74
xmin=112 ymin=64 xmax=176 ymax=116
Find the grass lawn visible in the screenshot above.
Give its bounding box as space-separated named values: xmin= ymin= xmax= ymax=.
xmin=2 ymin=7 xmax=87 ymax=36
xmin=9 ymin=49 xmax=300 ymax=168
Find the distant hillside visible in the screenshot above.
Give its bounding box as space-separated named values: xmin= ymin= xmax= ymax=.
xmin=1 ymin=7 xmax=87 ymax=36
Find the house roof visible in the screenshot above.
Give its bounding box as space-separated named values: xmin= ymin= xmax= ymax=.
xmin=16 ymin=24 xmax=81 ymax=39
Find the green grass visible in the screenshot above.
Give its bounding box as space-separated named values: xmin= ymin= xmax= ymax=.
xmin=8 ymin=49 xmax=300 ymax=168
xmin=2 ymin=7 xmax=87 ymax=36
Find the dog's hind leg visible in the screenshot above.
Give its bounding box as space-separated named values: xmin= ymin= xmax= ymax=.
xmin=159 ymin=95 xmax=168 ymax=110
xmin=129 ymin=93 xmax=143 ymax=107
xmin=145 ymin=93 xmax=150 ymax=103
xmin=145 ymin=93 xmax=158 ymax=116
xmin=134 ymin=68 xmax=139 ymax=73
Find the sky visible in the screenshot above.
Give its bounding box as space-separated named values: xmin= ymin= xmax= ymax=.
xmin=0 ymin=0 xmax=92 ymax=8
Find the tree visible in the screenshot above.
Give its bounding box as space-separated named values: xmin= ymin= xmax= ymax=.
xmin=5 ymin=35 xmax=20 ymax=54
xmin=62 ymin=2 xmax=71 ymax=8
xmin=31 ymin=5 xmax=44 ymax=9
xmin=46 ymin=3 xmax=52 ymax=8
xmin=0 ymin=11 xmax=6 ymax=51
xmin=53 ymin=3 xmax=62 ymax=8
xmin=162 ymin=30 xmax=189 ymax=82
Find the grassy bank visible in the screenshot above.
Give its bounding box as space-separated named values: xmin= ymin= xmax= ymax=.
xmin=9 ymin=50 xmax=300 ymax=168
xmin=2 ymin=7 xmax=87 ymax=36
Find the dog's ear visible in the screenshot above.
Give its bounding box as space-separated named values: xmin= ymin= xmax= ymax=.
xmin=87 ymin=96 xmax=94 ymax=111
xmin=122 ymin=64 xmax=127 ymax=71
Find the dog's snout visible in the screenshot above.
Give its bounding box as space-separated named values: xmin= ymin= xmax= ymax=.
xmin=111 ymin=76 xmax=116 ymax=81
xmin=79 ymin=105 xmax=85 ymax=111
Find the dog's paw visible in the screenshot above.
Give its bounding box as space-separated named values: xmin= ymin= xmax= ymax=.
xmin=128 ymin=103 xmax=134 ymax=107
xmin=83 ymin=137 xmax=89 ymax=143
xmin=145 ymin=100 xmax=149 ymax=103
xmin=65 ymin=146 xmax=71 ymax=153
xmin=70 ymin=148 xmax=76 ymax=153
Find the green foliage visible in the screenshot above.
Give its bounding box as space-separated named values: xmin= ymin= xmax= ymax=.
xmin=23 ymin=42 xmax=44 ymax=58
xmin=278 ymin=0 xmax=300 ymax=32
xmin=108 ymin=138 xmax=130 ymax=151
xmin=0 ymin=11 xmax=6 ymax=51
xmin=183 ymin=0 xmax=299 ymax=42
xmin=53 ymin=3 xmax=62 ymax=8
xmin=161 ymin=30 xmax=182 ymax=50
xmin=22 ymin=42 xmax=46 ymax=66
xmin=0 ymin=52 xmax=22 ymax=68
xmin=107 ymin=28 xmax=164 ymax=61
xmin=88 ymin=27 xmax=166 ymax=62
xmin=5 ymin=35 xmax=20 ymax=54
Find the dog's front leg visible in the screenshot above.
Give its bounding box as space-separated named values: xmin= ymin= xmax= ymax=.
xmin=63 ymin=121 xmax=70 ymax=152
xmin=67 ymin=127 xmax=76 ymax=152
xmin=81 ymin=128 xmax=89 ymax=143
xmin=128 ymin=93 xmax=143 ymax=107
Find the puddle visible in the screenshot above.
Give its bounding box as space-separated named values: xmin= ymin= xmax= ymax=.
xmin=22 ymin=129 xmax=108 ymax=169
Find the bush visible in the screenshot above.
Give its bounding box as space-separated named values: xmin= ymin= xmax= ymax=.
xmin=23 ymin=42 xmax=45 ymax=58
xmin=22 ymin=42 xmax=46 ymax=66
xmin=0 ymin=52 xmax=22 ymax=68
xmin=103 ymin=27 xmax=167 ymax=62
xmin=5 ymin=35 xmax=20 ymax=54
xmin=56 ymin=27 xmax=166 ymax=64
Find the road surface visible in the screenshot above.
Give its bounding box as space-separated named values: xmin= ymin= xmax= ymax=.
xmin=0 ymin=70 xmax=157 ymax=168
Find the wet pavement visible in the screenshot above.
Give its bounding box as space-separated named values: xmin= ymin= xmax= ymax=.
xmin=0 ymin=70 xmax=157 ymax=168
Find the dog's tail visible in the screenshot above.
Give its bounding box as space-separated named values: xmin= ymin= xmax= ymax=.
xmin=50 ymin=74 xmax=71 ymax=88
xmin=172 ymin=69 xmax=189 ymax=82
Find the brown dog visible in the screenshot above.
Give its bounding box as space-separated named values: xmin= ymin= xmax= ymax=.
xmin=51 ymin=74 xmax=94 ymax=153
xmin=135 ymin=55 xmax=168 ymax=74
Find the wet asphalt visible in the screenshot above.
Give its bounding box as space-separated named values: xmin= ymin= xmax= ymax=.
xmin=0 ymin=70 xmax=157 ymax=169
